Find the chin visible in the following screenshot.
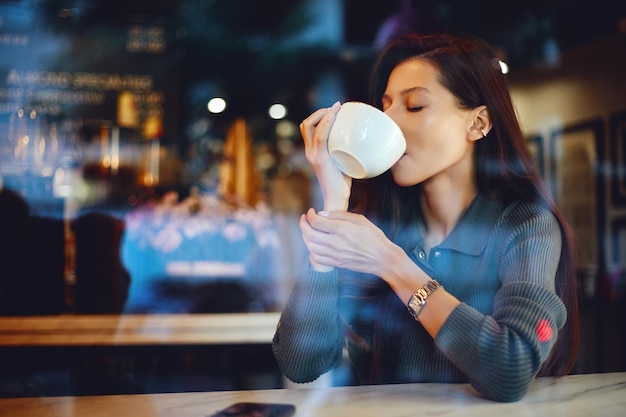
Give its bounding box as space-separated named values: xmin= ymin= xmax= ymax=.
xmin=390 ymin=170 xmax=419 ymax=187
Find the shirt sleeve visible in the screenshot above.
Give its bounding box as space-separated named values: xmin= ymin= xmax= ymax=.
xmin=272 ymin=265 xmax=345 ymax=383
xmin=434 ymin=203 xmax=568 ymax=402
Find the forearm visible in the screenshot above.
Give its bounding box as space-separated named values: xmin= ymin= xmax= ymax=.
xmin=378 ymin=244 xmax=460 ymax=338
xmin=434 ymin=282 xmax=566 ymax=402
xmin=272 ymin=266 xmax=344 ymax=383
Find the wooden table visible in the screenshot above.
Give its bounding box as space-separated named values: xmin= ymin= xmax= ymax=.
xmin=0 ymin=372 xmax=623 ymax=417
xmin=0 ymin=312 xmax=281 ymax=346
xmin=0 ymin=313 xmax=283 ymax=397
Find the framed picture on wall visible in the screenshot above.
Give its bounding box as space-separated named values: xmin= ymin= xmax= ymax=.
xmin=549 ymin=118 xmax=605 ymax=271
xmin=610 ymin=110 xmax=626 ymax=206
xmin=525 ymin=134 xmax=544 ymax=176
xmin=608 ymin=217 xmax=626 ymax=301
xmin=610 ymin=217 xmax=626 ymax=266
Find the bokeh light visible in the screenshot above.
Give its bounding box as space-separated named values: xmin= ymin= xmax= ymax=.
xmin=207 ymin=97 xmax=227 ymax=113
xmin=268 ymin=103 xmax=287 ymax=120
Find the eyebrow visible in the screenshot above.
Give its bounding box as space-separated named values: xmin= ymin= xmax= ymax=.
xmin=382 ymin=86 xmax=431 ymax=100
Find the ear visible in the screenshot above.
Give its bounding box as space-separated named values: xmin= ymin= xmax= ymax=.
xmin=468 ymin=105 xmax=491 ymax=142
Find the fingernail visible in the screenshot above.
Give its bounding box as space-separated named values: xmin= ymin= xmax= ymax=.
xmin=332 ymin=101 xmax=341 ymax=109
xmin=318 ymin=210 xmax=329 ymax=217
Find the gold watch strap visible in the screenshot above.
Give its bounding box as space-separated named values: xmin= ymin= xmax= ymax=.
xmin=407 ymin=279 xmax=442 ymax=320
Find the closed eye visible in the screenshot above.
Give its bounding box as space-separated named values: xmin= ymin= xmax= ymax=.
xmin=408 ymin=106 xmax=424 ymax=112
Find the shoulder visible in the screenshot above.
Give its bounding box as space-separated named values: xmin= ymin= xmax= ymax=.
xmin=498 ymin=200 xmax=559 ymax=232
xmin=494 ymin=200 xmax=563 ymax=269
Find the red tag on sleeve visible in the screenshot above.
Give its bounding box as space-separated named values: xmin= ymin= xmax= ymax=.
xmin=536 ymin=319 xmax=553 ymax=343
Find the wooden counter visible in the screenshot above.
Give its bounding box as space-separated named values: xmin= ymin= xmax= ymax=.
xmin=0 ymin=312 xmax=281 ymax=346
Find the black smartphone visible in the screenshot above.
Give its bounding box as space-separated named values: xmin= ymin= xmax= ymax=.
xmin=208 ymin=402 xmax=296 ymax=417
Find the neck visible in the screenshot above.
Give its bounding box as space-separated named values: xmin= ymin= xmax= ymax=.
xmin=420 ymin=178 xmax=477 ymax=248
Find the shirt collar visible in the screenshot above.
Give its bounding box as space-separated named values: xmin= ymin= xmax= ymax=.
xmin=435 ymin=193 xmax=504 ymax=256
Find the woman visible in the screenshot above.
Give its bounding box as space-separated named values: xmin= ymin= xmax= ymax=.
xmin=272 ymin=32 xmax=579 ymax=402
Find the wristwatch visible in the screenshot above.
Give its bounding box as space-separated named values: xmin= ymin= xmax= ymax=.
xmin=407 ymin=279 xmax=442 ymax=320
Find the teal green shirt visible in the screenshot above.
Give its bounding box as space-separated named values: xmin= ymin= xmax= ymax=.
xmin=273 ymin=194 xmax=567 ymax=402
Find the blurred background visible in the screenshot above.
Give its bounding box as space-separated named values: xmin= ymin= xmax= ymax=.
xmin=0 ymin=0 xmax=625 ymax=397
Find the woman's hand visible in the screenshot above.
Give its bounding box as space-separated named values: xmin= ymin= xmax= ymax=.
xmin=300 ymin=208 xmax=400 ymax=276
xmin=300 ymin=209 xmax=456 ymax=336
xmin=300 ymin=102 xmax=352 ymax=211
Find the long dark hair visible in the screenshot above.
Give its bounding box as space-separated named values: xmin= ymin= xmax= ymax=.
xmin=351 ymin=32 xmax=579 ymax=377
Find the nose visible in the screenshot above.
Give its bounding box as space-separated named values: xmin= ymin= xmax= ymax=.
xmin=384 ymin=106 xmax=400 ymax=126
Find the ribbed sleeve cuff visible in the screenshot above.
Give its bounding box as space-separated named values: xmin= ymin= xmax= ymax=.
xmin=272 ymin=265 xmax=343 ymax=382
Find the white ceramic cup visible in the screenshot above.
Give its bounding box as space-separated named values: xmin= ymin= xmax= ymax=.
xmin=328 ymin=102 xmax=406 ymax=179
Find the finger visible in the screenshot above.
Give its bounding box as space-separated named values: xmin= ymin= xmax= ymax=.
xmin=299 ymin=212 xmax=315 ymax=240
xmin=300 ymin=103 xmax=341 ymax=154
xmin=308 ymin=250 xmax=337 ymax=269
xmin=300 ymin=102 xmax=341 ymax=134
xmin=304 ymin=208 xmax=340 ymax=234
xmin=302 ymin=225 xmax=342 ymax=259
xmin=311 ymin=101 xmax=341 ymax=147
xmin=300 ymin=108 xmax=331 ymax=148
xmin=308 ymin=209 xmax=365 ymax=229
xmin=299 ymin=212 xmax=327 ymax=248
xmin=299 ymin=214 xmax=338 ymax=266
xmin=300 ymin=107 xmax=329 ymax=130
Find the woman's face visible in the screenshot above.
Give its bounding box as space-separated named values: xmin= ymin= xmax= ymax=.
xmin=381 ymin=58 xmax=479 ymax=187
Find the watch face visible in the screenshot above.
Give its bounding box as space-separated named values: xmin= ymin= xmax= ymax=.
xmin=407 ymin=280 xmax=441 ymax=319
xmin=408 ymin=294 xmax=424 ymax=315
